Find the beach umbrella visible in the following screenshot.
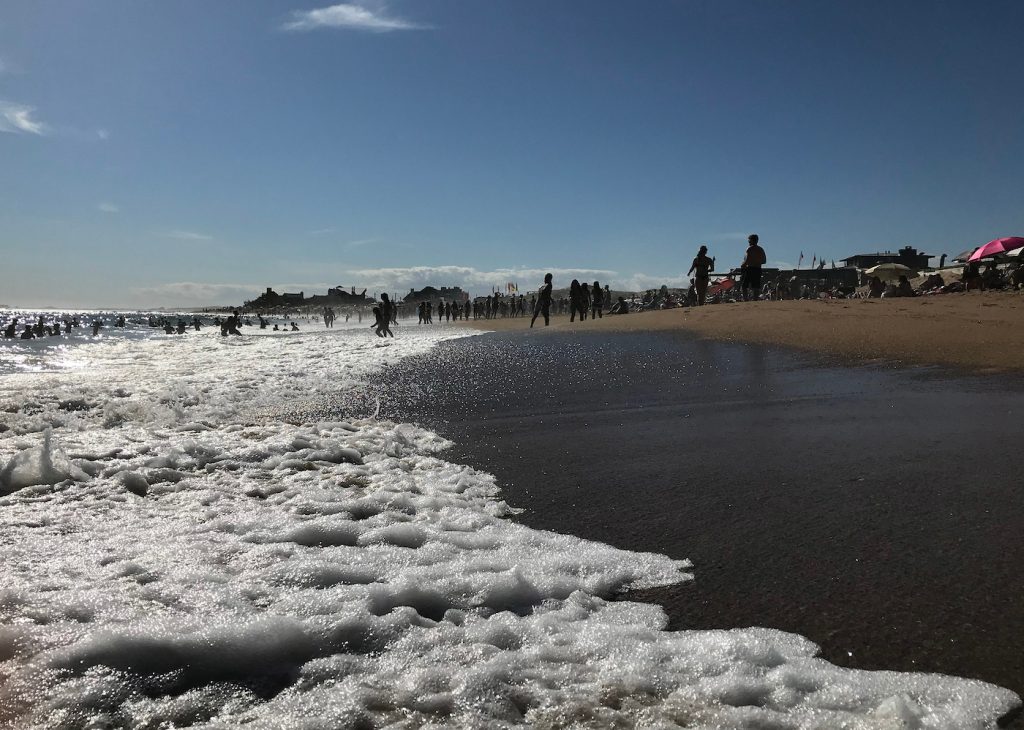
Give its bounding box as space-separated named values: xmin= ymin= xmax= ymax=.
xmin=864 ymin=263 xmax=914 ymax=281
xmin=952 ymin=248 xmax=977 ymax=263
xmin=967 ymin=237 xmax=1024 ymax=262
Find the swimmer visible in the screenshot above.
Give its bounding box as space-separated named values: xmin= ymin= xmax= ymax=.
xmin=92 ymin=321 xmax=102 ymax=336
xmin=21 ymin=325 xmax=35 ymax=340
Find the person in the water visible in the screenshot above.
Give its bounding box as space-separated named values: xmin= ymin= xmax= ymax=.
xmin=377 ymin=294 xmax=395 ymax=337
xmin=530 ymin=273 xmax=554 ymax=328
xmin=92 ymin=321 xmax=102 ymax=336
xmin=20 ymin=325 xmax=35 ymax=339
xmin=221 ymin=313 xmax=242 ymax=336
xmin=3 ymin=318 xmax=18 ymax=338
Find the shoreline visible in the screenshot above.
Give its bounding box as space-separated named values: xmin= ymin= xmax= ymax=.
xmin=451 ymin=292 xmax=1024 ymax=373
xmin=378 ymin=329 xmax=1024 ymax=724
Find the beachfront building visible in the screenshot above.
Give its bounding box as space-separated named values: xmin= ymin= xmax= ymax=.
xmin=246 ymin=287 xmax=305 ymax=309
xmin=402 ymin=286 xmax=470 ymax=305
xmin=840 ymin=246 xmax=933 ymax=270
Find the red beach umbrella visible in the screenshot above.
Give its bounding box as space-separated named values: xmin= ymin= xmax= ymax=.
xmin=967 ymin=237 xmax=1024 ymax=262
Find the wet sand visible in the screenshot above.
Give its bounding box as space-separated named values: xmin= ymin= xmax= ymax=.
xmin=376 ymin=329 xmax=1024 ymax=724
xmin=456 ymin=292 xmax=1024 ymax=372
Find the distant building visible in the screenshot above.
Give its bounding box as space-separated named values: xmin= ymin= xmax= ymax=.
xmin=246 ymin=287 xmax=304 ymax=310
xmin=840 ymin=246 xmax=932 ymax=270
xmin=402 ymin=286 xmax=469 ymax=304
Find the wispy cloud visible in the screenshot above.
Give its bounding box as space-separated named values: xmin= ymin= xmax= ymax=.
xmin=309 ymin=227 xmax=339 ymax=236
xmin=0 ymin=101 xmax=48 ymax=135
xmin=98 ymin=202 xmax=119 ymax=214
xmin=96 ymin=128 xmax=110 ymax=141
xmin=345 ymin=238 xmax=377 ymax=249
xmin=282 ymin=3 xmax=429 ymax=32
xmin=162 ymin=230 xmax=214 ymax=242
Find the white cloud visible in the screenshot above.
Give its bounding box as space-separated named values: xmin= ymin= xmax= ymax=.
xmin=98 ymin=202 xmax=119 ymax=214
xmin=162 ymin=230 xmax=214 ymax=242
xmin=0 ymin=101 xmax=48 ymax=135
xmin=282 ymin=3 xmax=428 ymax=32
xmin=96 ymin=128 xmax=110 ymax=140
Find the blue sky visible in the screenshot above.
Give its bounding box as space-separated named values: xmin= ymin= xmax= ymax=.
xmin=2 ymin=0 xmax=1022 ymax=307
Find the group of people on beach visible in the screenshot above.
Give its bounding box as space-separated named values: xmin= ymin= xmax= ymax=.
xmin=686 ymin=234 xmax=766 ymax=306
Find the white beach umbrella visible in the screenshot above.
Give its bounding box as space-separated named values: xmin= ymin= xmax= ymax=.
xmin=863 ymin=263 xmax=914 ymax=281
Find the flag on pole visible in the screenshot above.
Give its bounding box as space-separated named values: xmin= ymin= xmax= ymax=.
xmin=798 ymin=251 xmax=804 ymax=268
xmin=811 ymin=254 xmax=817 ymax=269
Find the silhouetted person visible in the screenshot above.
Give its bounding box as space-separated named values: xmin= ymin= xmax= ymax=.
xmin=687 ymin=244 xmax=714 ymax=305
xmin=4 ymin=318 xmax=18 ymax=338
xmin=591 ymin=281 xmax=603 ymax=318
xmin=530 ymin=273 xmax=553 ymax=328
xmin=21 ymin=325 xmax=35 ymax=339
xmin=609 ymin=297 xmax=629 ymax=315
xmin=221 ymin=313 xmax=242 ymax=336
xmin=373 ymin=305 xmax=393 ymax=337
xmin=740 ymin=234 xmax=766 ymax=301
xmin=379 ymin=294 xmax=395 ymax=335
xmin=92 ymin=321 xmax=102 ymax=336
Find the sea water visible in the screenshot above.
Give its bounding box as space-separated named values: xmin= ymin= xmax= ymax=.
xmin=0 ymin=317 xmax=1017 ymax=728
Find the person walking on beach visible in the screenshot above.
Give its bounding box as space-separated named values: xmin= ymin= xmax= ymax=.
xmin=740 ymin=234 xmax=766 ymax=301
xmin=569 ymin=280 xmax=583 ymax=322
xmin=591 ymin=281 xmax=604 ymax=318
xmin=530 ymin=273 xmax=553 ymax=328
xmin=687 ymin=245 xmax=714 ymax=305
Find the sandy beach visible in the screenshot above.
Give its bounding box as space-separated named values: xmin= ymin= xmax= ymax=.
xmin=457 ymin=292 xmax=1024 ymax=372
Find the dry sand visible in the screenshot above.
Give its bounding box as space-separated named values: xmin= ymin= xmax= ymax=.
xmin=457 ymin=292 xmax=1024 ymax=372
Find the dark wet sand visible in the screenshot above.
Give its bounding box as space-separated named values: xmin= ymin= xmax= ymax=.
xmin=376 ymin=329 xmax=1024 ymax=721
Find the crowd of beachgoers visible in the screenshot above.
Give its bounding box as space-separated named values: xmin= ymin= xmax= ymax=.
xmin=6 ymin=234 xmax=1022 ymax=344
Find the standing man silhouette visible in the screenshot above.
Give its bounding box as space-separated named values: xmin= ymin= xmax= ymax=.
xmin=740 ymin=234 xmax=766 ymax=301
xmin=530 ymin=273 xmax=553 ymax=328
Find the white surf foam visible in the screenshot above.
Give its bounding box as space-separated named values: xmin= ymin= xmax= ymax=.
xmin=0 ymin=324 xmax=1017 ymax=728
